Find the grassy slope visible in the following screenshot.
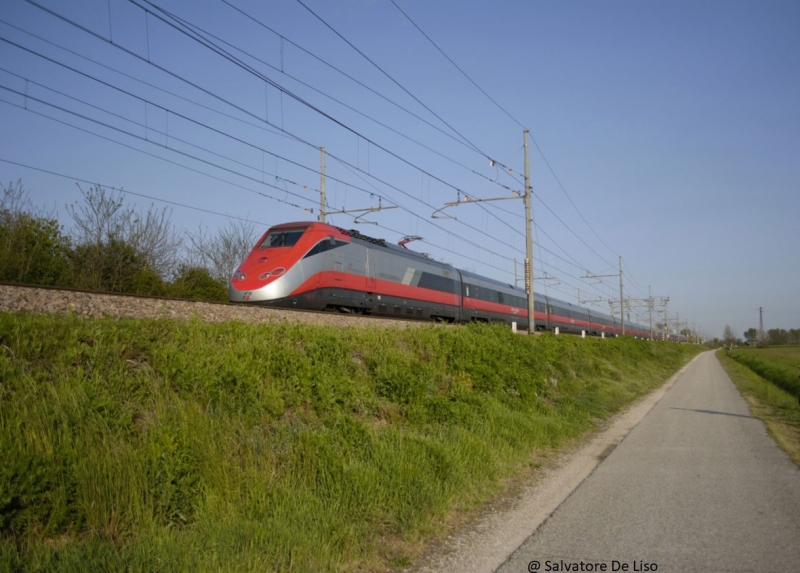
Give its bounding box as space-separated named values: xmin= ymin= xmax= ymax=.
xmin=717 ymin=348 xmax=800 ymax=466
xmin=726 ymin=346 xmax=800 ymax=399
xmin=0 ymin=313 xmax=700 ymax=572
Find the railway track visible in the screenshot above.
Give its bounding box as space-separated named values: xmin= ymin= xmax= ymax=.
xmin=0 ymin=282 xmax=431 ymax=329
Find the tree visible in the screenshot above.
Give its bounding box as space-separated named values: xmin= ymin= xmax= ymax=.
xmin=66 ymin=185 xmax=182 ymax=293
xmin=723 ymin=325 xmax=737 ymax=348
xmin=766 ymin=329 xmax=790 ymax=346
xmin=744 ymin=328 xmax=758 ymax=344
xmin=0 ymin=180 xmax=72 ymax=286
xmin=184 ymin=219 xmax=258 ymax=283
xmin=67 ymin=185 xmax=182 ymax=279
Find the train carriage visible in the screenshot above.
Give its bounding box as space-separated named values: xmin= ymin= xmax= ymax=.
xmin=230 ymin=221 xmax=663 ymax=339
xmin=230 ymin=222 xmax=462 ymax=322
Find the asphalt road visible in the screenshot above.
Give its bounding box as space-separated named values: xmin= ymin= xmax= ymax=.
xmin=496 ymin=351 xmax=800 ymax=573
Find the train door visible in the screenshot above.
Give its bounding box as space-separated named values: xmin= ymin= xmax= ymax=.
xmin=453 ymin=269 xmax=463 ymax=322
xmin=542 ymin=296 xmax=551 ymax=331
xmin=365 ymin=248 xmax=376 ymax=291
xmin=334 ymin=251 xmax=344 ymax=284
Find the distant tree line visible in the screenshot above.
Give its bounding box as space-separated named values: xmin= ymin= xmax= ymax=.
xmin=0 ymin=180 xmax=258 ymax=302
xmin=743 ymin=327 xmax=800 ymax=346
xmin=710 ymin=324 xmax=800 ymax=348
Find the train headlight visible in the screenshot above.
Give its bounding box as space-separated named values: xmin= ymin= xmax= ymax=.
xmin=258 ymin=272 xmax=271 ymax=280
xmin=270 ymin=267 xmax=286 ymax=276
xmin=233 ymin=270 xmax=246 ymax=281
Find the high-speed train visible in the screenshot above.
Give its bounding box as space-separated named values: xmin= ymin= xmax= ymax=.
xmin=230 ymin=221 xmax=676 ymax=340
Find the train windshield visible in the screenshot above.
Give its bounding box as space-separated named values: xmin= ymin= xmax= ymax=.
xmin=259 ymin=228 xmax=307 ymax=249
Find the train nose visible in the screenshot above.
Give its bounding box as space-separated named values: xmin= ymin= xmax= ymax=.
xmin=230 ymin=272 xmax=289 ymax=302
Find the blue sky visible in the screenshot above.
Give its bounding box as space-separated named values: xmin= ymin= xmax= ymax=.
xmin=1 ymin=0 xmax=798 ymax=340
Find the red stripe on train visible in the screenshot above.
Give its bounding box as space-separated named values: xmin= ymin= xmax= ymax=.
xmin=290 ymin=271 xmax=461 ymax=306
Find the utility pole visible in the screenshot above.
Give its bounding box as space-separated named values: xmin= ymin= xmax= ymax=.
xmin=318 ymin=146 xmax=326 ymax=223
xmin=759 ymin=306 xmax=764 ymax=343
xmin=524 ymin=129 xmax=535 ymax=334
xmin=618 ymin=292 xmax=659 ymax=339
xmin=642 ymin=292 xmax=669 ymax=339
xmin=619 ymin=256 xmax=624 ymax=335
xmin=430 ymin=130 xmax=533 ymax=332
xmin=515 ymin=259 xmax=557 ymax=289
xmin=584 ymin=256 xmax=624 ymax=335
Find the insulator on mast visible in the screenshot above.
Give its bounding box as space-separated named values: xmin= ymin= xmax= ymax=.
xmin=524 ymin=258 xmax=531 ymax=294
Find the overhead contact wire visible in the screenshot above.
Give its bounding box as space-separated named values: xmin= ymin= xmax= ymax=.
xmin=15 ymin=0 xmax=617 ymax=299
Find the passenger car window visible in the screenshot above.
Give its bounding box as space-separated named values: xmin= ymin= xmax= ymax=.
xmin=259 ymin=229 xmax=306 ymax=248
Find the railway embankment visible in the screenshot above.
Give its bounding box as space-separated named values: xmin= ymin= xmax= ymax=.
xmin=0 ymin=299 xmax=701 ymax=571
xmin=0 ymin=283 xmax=425 ymax=328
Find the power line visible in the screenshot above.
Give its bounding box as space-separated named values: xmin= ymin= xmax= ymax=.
xmin=389 ymin=0 xmax=524 ymax=131
xmin=138 ymin=4 xmax=525 ymax=205
xmin=129 ymin=0 xmax=496 ymax=205
xmin=0 ymin=65 xmax=314 ymax=207
xmin=293 ymin=0 xmax=489 ymax=159
xmin=232 ymin=0 xmax=539 ymax=251
xmin=2 ymin=86 xmax=614 ymax=302
xmin=0 ymin=150 xmax=511 ymax=282
xmin=0 ymin=157 xmax=270 ymax=226
xmin=1 ymin=81 xmax=537 ymax=284
xmin=6 ymin=156 xmax=603 ymax=303
xmin=622 ymin=258 xmax=648 ymax=297
xmin=0 ymin=95 xmax=313 ymax=211
xmin=0 ymin=66 xmax=311 ymax=189
xmin=217 ymin=0 xmax=489 ymax=157
xmin=1 ymin=29 xmax=528 ymax=270
xmin=386 ymin=0 xmax=621 ymax=264
xmin=3 ymin=101 xmax=616 ymax=305
xmin=11 ymin=0 xmax=625 ymax=303
xmin=24 ymin=0 xmax=526 ymax=258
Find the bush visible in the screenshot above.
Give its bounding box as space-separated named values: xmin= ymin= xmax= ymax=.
xmin=168 ymin=266 xmax=227 ymax=301
xmin=70 ymin=238 xmax=166 ymax=295
xmin=0 ymin=190 xmax=72 ymax=286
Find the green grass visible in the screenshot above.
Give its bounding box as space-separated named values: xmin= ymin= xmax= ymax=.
xmin=717 ymin=349 xmax=800 ymax=466
xmin=0 ymin=313 xmax=700 ymax=572
xmin=726 ymin=346 xmax=800 ymax=399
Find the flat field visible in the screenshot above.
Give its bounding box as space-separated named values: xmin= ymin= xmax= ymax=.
xmin=0 ymin=313 xmax=700 ymax=572
xmin=734 ymin=345 xmax=800 ymax=364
